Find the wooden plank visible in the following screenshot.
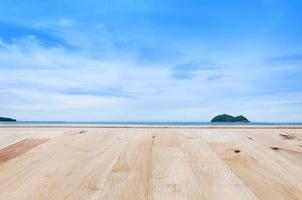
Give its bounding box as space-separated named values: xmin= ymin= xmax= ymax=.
xmin=228 ymin=131 xmax=302 ymax=189
xmin=0 ymin=130 xmax=131 ymax=199
xmin=0 ymin=127 xmax=65 ymax=150
xmin=0 ymin=127 xmax=301 ymax=199
xmin=209 ymin=142 xmax=302 ymax=200
xmin=0 ymin=132 xmax=31 ymax=150
xmin=92 ymin=133 xmax=154 ymax=200
xmin=50 ymin=131 xmax=133 ymax=200
xmin=152 ymin=133 xmax=206 ymax=200
xmin=241 ymin=130 xmax=302 ymax=167
xmin=0 ymin=138 xmax=49 ymax=165
xmin=180 ymin=132 xmax=259 ymax=200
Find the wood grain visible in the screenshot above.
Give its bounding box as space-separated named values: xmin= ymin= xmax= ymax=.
xmin=0 ymin=138 xmax=49 ymax=165
xmin=0 ymin=127 xmax=301 ymax=200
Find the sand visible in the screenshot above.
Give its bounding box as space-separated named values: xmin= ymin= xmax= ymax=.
xmin=0 ymin=125 xmax=301 ymax=199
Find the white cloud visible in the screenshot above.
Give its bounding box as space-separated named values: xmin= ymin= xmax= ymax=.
xmin=1 ymin=34 xmax=302 ymax=122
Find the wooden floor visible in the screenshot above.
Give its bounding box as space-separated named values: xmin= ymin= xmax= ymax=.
xmin=0 ymin=126 xmax=302 ymax=200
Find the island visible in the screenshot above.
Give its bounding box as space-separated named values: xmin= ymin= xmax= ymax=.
xmin=0 ymin=117 xmax=17 ymax=122
xmin=211 ymin=114 xmax=250 ymax=123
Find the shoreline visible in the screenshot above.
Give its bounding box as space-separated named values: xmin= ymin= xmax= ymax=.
xmin=1 ymin=124 xmax=302 ymax=129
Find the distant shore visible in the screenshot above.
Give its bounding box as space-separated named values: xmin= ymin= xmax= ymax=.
xmin=1 ymin=123 xmax=302 ymax=129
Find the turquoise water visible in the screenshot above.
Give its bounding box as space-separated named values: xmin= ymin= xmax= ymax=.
xmin=1 ymin=121 xmax=302 ymax=126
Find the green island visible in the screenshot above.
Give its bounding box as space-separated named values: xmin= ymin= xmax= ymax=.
xmin=0 ymin=117 xmax=17 ymax=122
xmin=211 ymin=114 xmax=250 ymax=123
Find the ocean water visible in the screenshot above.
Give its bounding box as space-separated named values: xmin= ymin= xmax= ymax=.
xmin=1 ymin=121 xmax=302 ymax=126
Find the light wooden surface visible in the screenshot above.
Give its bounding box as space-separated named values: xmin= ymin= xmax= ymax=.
xmin=0 ymin=127 xmax=301 ymax=200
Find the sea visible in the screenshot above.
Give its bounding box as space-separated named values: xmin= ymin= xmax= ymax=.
xmin=1 ymin=121 xmax=302 ymax=126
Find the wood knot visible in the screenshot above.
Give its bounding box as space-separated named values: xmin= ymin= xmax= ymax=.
xmin=234 ymin=149 xmax=241 ymax=153
xmin=271 ymin=146 xmax=279 ymax=150
xmin=279 ymin=134 xmax=295 ymax=140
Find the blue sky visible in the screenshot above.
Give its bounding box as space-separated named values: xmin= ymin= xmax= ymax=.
xmin=0 ymin=0 xmax=302 ymax=122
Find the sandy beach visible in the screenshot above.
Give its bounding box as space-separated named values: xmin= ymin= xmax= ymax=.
xmin=0 ymin=125 xmax=302 ymax=199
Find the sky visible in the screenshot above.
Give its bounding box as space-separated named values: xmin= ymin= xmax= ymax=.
xmin=0 ymin=0 xmax=302 ymax=122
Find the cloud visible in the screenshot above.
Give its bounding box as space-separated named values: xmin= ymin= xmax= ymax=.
xmin=0 ymin=21 xmax=68 ymax=48
xmin=269 ymin=54 xmax=302 ymax=62
xmin=57 ymin=19 xmax=75 ymax=27
xmin=0 ymin=37 xmax=173 ymax=120
xmin=63 ymin=87 xmax=137 ymax=98
xmin=171 ymin=61 xmax=217 ymax=80
xmin=0 ymin=15 xmax=302 ymax=122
